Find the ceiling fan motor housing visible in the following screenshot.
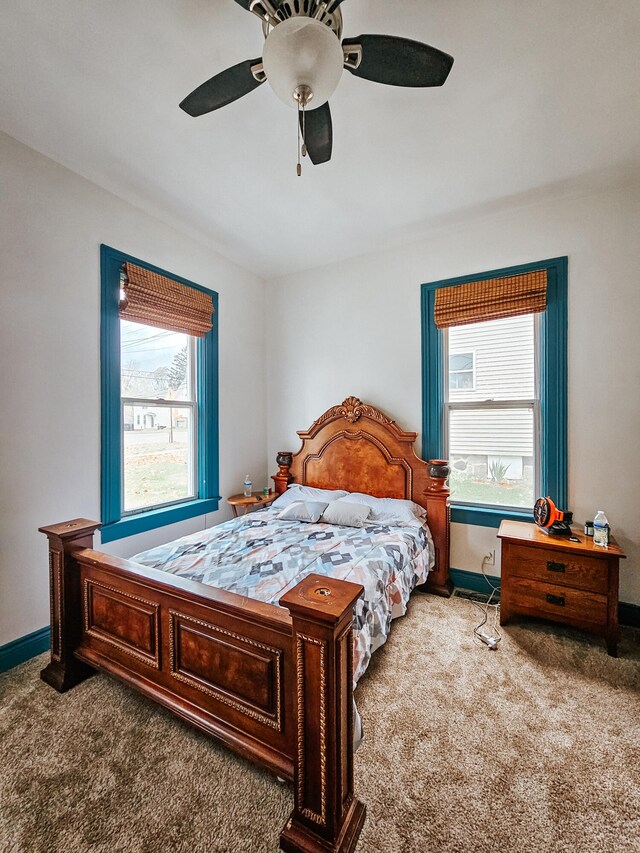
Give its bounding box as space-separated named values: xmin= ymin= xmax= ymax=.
xmin=254 ymin=1 xmax=344 ymax=38
xmin=262 ymin=15 xmax=344 ymax=109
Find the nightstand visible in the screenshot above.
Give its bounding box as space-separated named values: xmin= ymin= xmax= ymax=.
xmin=227 ymin=491 xmax=277 ymax=518
xmin=498 ymin=520 xmax=626 ymax=656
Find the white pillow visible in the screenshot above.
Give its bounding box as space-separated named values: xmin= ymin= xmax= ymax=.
xmin=335 ymin=493 xmax=426 ymax=525
xmin=278 ymin=500 xmax=328 ymax=523
xmin=321 ymin=501 xmax=371 ymax=528
xmin=272 ymin=484 xmax=348 ymax=510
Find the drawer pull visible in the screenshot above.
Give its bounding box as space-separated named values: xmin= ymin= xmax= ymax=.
xmin=546 ymin=593 xmax=565 ymax=607
xmin=546 ymin=561 xmax=566 ymax=573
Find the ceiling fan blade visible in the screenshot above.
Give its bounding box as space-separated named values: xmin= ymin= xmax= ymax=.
xmin=231 ymin=0 xmax=253 ymax=10
xmin=342 ymin=34 xmax=453 ymax=87
xmin=300 ymin=102 xmax=333 ymax=165
xmin=328 ymin=0 xmax=349 ymax=10
xmin=180 ymin=58 xmax=264 ymax=117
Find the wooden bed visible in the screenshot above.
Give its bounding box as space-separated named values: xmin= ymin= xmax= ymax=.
xmin=40 ymin=397 xmax=450 ymax=853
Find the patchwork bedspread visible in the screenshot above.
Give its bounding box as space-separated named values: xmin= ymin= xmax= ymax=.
xmin=132 ymin=509 xmax=434 ymax=683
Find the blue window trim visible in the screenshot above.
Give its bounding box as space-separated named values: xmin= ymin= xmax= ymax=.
xmin=421 ymin=256 xmax=568 ymax=529
xmin=100 ymin=245 xmax=219 ymax=544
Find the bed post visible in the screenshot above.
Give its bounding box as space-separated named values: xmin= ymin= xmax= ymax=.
xmin=280 ymin=574 xmax=366 ymax=853
xmin=39 ymin=519 xmax=101 ymax=692
xmin=423 ymin=462 xmax=452 ymax=597
xmin=272 ymin=451 xmax=294 ymax=495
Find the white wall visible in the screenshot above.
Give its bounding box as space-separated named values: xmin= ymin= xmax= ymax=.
xmin=266 ymin=183 xmax=640 ymax=605
xmin=0 ymin=132 xmax=268 ymax=646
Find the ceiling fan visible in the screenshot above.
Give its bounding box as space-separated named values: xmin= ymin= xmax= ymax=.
xmin=180 ymin=0 xmax=454 ymax=173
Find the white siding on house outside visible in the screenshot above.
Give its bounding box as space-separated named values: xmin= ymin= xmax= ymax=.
xmin=448 ymin=314 xmax=535 ymax=457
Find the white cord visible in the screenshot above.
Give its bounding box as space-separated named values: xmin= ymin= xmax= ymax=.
xmin=470 ymin=556 xmax=502 ymax=650
xmin=481 ymin=554 xmax=501 ymax=591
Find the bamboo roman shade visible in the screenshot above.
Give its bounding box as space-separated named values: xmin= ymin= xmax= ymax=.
xmin=434 ymin=269 xmax=547 ymax=329
xmin=119 ymin=263 xmax=214 ymax=337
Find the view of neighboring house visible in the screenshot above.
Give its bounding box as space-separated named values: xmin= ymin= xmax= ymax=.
xmin=123 ymin=405 xmax=187 ymax=431
xmin=447 ymin=313 xmax=536 ymax=506
xmin=121 ymin=320 xmax=192 ymax=433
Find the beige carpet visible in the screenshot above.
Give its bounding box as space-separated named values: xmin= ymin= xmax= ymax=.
xmin=1 ymin=595 xmax=639 ymax=853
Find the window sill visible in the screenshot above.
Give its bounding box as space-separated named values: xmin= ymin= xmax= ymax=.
xmin=451 ymin=504 xmax=533 ymax=529
xmin=101 ymin=497 xmax=221 ymax=544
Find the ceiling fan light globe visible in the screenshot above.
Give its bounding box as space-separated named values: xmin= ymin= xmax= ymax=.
xmin=262 ymin=17 xmax=344 ymax=109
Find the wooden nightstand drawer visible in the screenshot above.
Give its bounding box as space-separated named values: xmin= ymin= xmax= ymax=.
xmin=508 ymin=577 xmax=608 ymax=628
xmin=508 ymin=543 xmax=609 ymax=594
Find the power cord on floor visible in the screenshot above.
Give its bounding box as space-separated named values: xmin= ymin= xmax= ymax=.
xmin=471 ymin=556 xmax=502 ymax=651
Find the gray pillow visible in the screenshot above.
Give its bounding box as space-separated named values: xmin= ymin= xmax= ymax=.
xmin=336 ymin=493 xmax=426 ymax=523
xmin=278 ymin=500 xmax=328 ymax=523
xmin=271 ymin=485 xmax=348 ymax=510
xmin=321 ymin=501 xmax=371 ymax=528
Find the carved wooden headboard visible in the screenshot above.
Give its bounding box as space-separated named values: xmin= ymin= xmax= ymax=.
xmin=276 ymin=397 xmax=451 ymax=597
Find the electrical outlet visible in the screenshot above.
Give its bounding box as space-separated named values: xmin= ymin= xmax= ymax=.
xmin=485 ymin=550 xmax=496 ymax=566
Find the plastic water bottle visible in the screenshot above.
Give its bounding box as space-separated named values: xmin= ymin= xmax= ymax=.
xmin=593 ymin=510 xmax=609 ymax=547
xmin=243 ymin=475 xmax=252 ymax=497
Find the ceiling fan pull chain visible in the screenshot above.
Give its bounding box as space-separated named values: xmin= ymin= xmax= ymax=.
xmin=302 ymin=103 xmax=308 ymax=158
xmin=297 ymin=102 xmax=302 ymax=176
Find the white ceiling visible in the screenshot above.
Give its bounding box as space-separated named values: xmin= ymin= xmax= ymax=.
xmin=2 ymin=0 xmax=639 ymax=279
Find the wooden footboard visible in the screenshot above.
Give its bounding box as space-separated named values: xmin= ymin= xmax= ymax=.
xmin=39 ymin=519 xmax=365 ymax=853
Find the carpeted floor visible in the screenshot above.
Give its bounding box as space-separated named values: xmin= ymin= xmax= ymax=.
xmin=1 ymin=595 xmax=639 ymax=853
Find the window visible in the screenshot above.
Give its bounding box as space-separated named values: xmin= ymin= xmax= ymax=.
xmin=446 ymin=315 xmax=537 ymax=509
xmin=421 ymin=257 xmax=567 ymax=527
xmin=448 ymin=351 xmax=475 ymax=390
xmin=101 ymin=246 xmax=219 ymax=543
xmin=121 ymin=322 xmax=197 ymax=514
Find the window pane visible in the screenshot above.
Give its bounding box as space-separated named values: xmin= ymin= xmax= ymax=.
xmin=448 ymin=314 xmax=535 ymax=402
xmin=123 ymin=405 xmax=195 ymax=512
xmin=450 ymin=353 xmax=473 ymax=372
xmin=448 ymin=407 xmax=535 ymax=508
xmin=450 ymin=371 xmax=474 ymax=390
xmin=121 ymin=320 xmax=193 ymax=401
